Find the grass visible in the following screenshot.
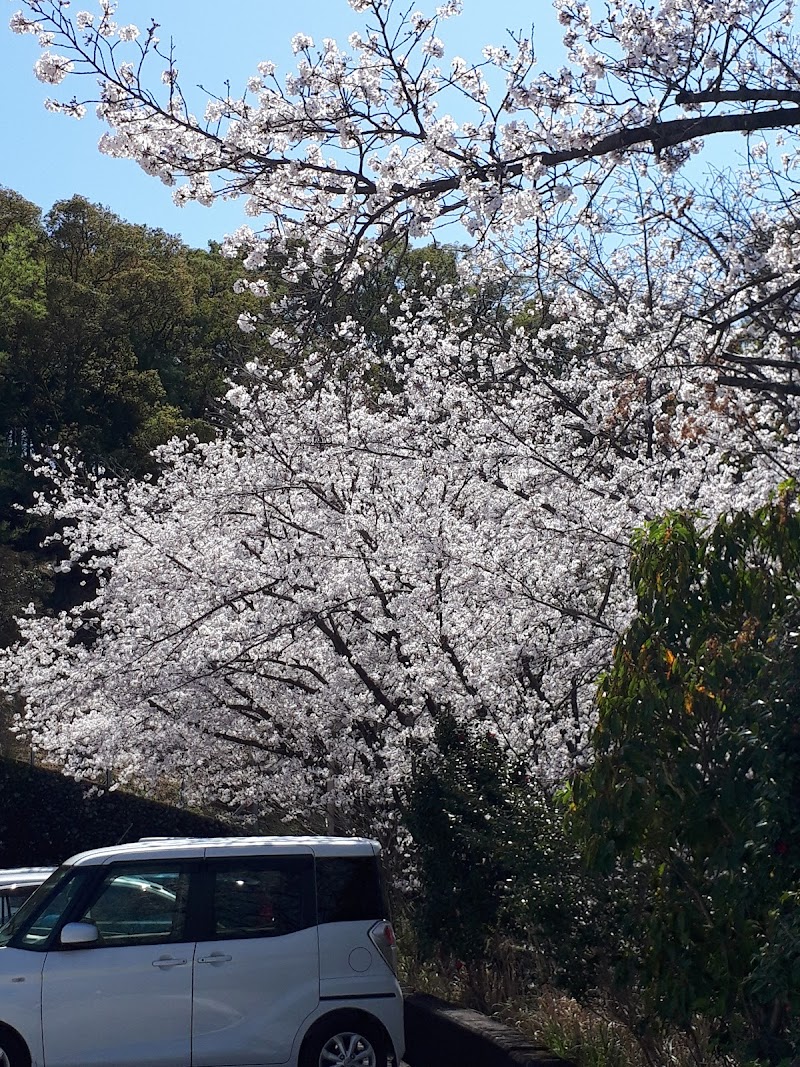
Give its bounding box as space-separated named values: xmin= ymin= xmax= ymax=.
xmin=399 ymin=941 xmax=738 ymax=1067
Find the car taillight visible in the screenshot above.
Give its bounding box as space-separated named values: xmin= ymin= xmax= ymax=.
xmin=369 ymin=920 xmax=398 ymax=974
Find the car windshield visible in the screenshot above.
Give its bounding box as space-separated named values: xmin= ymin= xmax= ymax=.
xmin=0 ymin=866 xmax=74 ymax=947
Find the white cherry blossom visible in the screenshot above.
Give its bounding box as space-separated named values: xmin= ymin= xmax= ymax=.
xmin=3 ymin=275 xmax=797 ymax=827
xmin=7 ymin=0 xmax=800 ymax=827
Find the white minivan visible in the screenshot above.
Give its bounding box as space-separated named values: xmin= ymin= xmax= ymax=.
xmin=0 ymin=836 xmax=404 ymax=1067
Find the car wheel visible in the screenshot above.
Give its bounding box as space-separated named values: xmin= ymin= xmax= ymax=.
xmin=0 ymin=1031 xmax=29 ymax=1067
xmin=300 ymin=1013 xmax=388 ymax=1067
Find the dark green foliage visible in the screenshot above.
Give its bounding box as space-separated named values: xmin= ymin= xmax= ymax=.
xmin=571 ymin=485 xmax=800 ymax=1064
xmin=0 ymin=758 xmax=239 ymax=868
xmin=0 ymin=193 xmax=266 ymax=479
xmin=403 ymin=717 xmax=512 ymax=959
xmin=0 ymin=189 xmax=269 ymax=647
xmin=404 ymin=716 xmax=630 ymax=995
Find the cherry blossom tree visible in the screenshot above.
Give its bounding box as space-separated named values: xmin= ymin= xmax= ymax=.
xmin=10 ymin=0 xmax=800 ymax=367
xmin=3 ymin=277 xmax=797 ymax=828
xmin=5 ymin=0 xmax=800 ymax=827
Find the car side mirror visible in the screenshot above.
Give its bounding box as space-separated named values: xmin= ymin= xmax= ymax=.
xmin=60 ymin=922 xmax=99 ymax=947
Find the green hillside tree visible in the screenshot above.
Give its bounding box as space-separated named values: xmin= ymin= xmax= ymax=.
xmin=571 ymin=486 xmax=800 ymax=1064
xmin=0 ymin=191 xmax=269 ymax=646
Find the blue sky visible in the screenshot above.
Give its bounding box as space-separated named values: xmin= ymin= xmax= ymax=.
xmin=1 ymin=0 xmax=564 ymax=248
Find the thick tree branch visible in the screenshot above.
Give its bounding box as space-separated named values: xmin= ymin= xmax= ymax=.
xmin=676 ymin=88 xmax=800 ymax=106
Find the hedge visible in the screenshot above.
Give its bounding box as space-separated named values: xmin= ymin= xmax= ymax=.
xmin=0 ymin=758 xmax=241 ymax=867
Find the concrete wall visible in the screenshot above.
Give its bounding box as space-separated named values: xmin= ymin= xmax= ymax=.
xmin=404 ymin=992 xmax=578 ymax=1067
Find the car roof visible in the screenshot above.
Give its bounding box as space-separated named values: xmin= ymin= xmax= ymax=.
xmin=0 ymin=867 xmax=56 ymax=888
xmin=65 ymin=836 xmax=380 ymax=867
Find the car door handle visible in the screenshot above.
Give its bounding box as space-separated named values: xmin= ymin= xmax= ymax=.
xmin=197 ymin=953 xmax=233 ymax=964
xmin=152 ymin=955 xmax=188 ymax=968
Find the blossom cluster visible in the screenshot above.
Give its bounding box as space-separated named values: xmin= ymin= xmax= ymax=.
xmin=2 ymin=275 xmax=795 ymax=826
xmin=9 ymin=0 xmax=800 ymax=280
xmin=6 ymin=0 xmax=800 ymax=827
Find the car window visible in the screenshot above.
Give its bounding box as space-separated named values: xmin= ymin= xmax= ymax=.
xmin=78 ymin=865 xmax=189 ymax=947
xmin=315 ymin=856 xmax=387 ymax=924
xmin=0 ymin=887 xmax=36 ymax=925
xmin=210 ymin=856 xmax=314 ymax=939
xmin=13 ymin=869 xmax=90 ymax=950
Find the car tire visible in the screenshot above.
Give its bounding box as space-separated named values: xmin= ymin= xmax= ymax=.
xmin=0 ymin=1030 xmax=30 ymax=1067
xmin=299 ymin=1012 xmax=388 ymax=1067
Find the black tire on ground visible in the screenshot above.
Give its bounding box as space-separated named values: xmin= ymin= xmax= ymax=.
xmin=0 ymin=1029 xmax=30 ymax=1067
xmin=299 ymin=1011 xmax=389 ymax=1067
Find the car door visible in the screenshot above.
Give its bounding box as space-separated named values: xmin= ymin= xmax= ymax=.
xmin=41 ymin=861 xmax=195 ymax=1067
xmin=191 ymin=849 xmax=319 ymax=1066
